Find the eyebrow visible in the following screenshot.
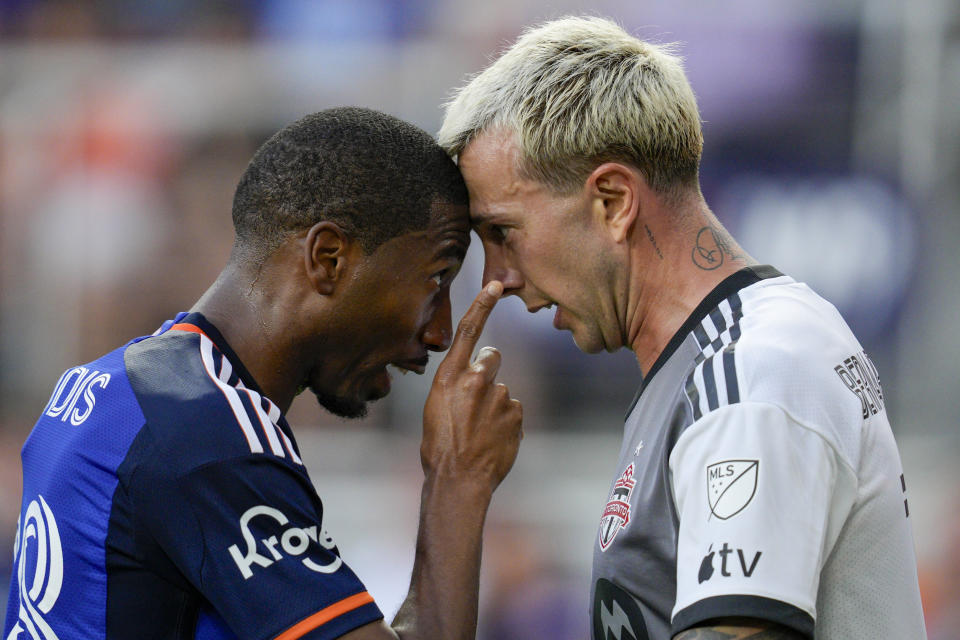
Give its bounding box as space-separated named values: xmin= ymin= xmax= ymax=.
xmin=469 ymin=210 xmax=494 ymax=225
xmin=471 ymin=211 xmax=513 ymax=231
xmin=434 ymin=239 xmax=468 ymax=262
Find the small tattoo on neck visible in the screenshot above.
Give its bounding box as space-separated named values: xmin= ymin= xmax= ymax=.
xmin=693 ymin=224 xmax=744 ymax=270
xmin=692 ymin=226 xmax=723 ymax=270
xmin=645 ymin=224 xmax=664 ymax=260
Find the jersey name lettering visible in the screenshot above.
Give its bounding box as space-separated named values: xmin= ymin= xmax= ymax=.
xmin=834 ymin=351 xmax=884 ymax=418
xmin=43 ymin=367 xmax=111 ymax=426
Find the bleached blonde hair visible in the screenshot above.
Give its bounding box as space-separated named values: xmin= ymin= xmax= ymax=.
xmin=438 ymin=16 xmax=704 ymax=196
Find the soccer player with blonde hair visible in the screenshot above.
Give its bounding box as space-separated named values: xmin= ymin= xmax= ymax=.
xmin=440 ymin=16 xmax=926 ymax=640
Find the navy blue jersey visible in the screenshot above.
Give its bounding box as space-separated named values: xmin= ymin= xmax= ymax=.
xmin=5 ymin=312 xmax=384 ymax=640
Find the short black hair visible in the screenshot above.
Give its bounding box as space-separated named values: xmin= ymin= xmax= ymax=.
xmin=231 ymin=107 xmax=468 ymax=261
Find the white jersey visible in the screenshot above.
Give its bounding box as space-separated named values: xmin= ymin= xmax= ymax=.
xmin=590 ymin=266 xmax=926 ymax=640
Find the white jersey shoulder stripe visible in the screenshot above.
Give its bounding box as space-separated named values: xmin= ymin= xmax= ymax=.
xmin=261 ymin=399 xmax=302 ymax=464
xmin=196 ymin=334 xmax=302 ymax=465
xmin=235 ymin=379 xmax=303 ymax=465
xmin=199 ymin=336 xmax=264 ymax=454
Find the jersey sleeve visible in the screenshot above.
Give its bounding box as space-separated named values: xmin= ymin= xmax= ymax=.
xmin=130 ymin=452 xmax=384 ymax=640
xmin=668 ymin=401 xmax=857 ymax=638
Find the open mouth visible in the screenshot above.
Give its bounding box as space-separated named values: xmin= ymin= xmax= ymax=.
xmin=528 ymin=302 xmax=556 ymax=313
xmin=389 ymin=361 xmax=427 ymax=375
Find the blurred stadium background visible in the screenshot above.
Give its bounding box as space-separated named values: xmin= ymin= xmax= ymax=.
xmin=1 ymin=0 xmax=958 ymax=636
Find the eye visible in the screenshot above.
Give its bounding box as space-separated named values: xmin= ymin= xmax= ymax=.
xmin=431 ymin=269 xmax=449 ymax=287
xmin=489 ymin=224 xmax=509 ymax=241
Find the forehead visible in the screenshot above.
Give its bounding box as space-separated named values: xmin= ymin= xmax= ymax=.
xmin=458 ymin=130 xmax=553 ymax=223
xmin=390 ymin=200 xmax=470 ymax=264
xmin=428 ymin=199 xmax=471 ymax=243
xmin=457 ymin=130 xmax=524 ymax=198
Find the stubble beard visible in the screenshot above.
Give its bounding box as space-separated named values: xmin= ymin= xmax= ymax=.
xmin=311 ymin=389 xmax=369 ymax=420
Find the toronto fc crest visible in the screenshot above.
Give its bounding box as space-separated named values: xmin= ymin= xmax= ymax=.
xmin=599 ymin=463 xmax=636 ymax=551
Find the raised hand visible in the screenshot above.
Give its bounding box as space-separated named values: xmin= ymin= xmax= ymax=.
xmin=421 ymin=281 xmax=523 ymax=491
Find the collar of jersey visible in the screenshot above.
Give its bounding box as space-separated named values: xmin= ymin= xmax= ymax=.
xmin=170 ymin=311 xmax=268 ymax=398
xmin=624 ymin=264 xmax=784 ymax=419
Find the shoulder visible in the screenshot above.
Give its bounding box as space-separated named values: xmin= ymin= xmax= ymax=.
xmin=121 ymin=329 xmax=303 ymax=479
xmin=686 ymin=277 xmax=875 ymax=464
xmin=736 ymin=278 xmax=861 ymax=390
xmin=737 ymin=278 xmax=872 ymax=408
xmin=39 ymin=343 xmax=141 ymax=429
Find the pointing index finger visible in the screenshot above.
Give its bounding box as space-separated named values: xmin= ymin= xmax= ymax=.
xmin=444 ymin=281 xmax=503 ymax=370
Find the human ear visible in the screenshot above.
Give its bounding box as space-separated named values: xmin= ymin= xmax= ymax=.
xmin=588 ymin=163 xmax=639 ymax=244
xmin=303 ymin=221 xmax=352 ymax=295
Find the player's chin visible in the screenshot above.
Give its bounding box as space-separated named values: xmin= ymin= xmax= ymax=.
xmin=570 ymin=329 xmax=606 ymax=354
xmin=311 ymin=387 xmax=369 ymax=420
xmin=320 ymin=396 xmax=369 ymax=419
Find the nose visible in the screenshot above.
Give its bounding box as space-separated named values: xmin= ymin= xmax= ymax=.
xmin=481 ymin=246 xmax=523 ymax=296
xmin=422 ymin=290 xmax=453 ymax=352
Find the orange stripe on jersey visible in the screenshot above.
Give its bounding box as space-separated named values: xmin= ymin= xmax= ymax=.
xmin=169 ymin=323 xmax=210 ymax=339
xmin=274 ymin=592 xmax=376 ymax=640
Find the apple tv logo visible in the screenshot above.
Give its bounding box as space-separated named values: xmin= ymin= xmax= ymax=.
xmin=698 ymin=543 xmax=762 ymax=583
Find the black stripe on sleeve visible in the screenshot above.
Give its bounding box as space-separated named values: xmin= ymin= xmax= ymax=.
xmin=729 ymin=292 xmax=744 ymax=318
xmin=693 ymin=323 xmax=711 ymax=349
xmin=702 ymin=359 xmax=719 ymax=411
xmin=722 ymin=347 xmax=740 ymax=404
xmin=672 ymin=594 xmax=814 ymax=638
